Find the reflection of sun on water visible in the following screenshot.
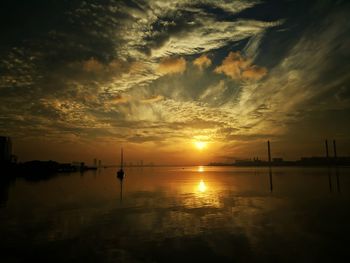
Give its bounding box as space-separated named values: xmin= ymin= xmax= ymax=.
xmin=198 ymin=166 xmax=204 ymax=172
xmin=198 ymin=180 xmax=207 ymax=192
xmin=182 ymin=179 xmax=221 ymax=209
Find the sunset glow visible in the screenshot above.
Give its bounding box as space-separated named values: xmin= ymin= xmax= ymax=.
xmin=1 ymin=1 xmax=350 ymax=262
xmin=0 ymin=0 xmax=349 ymax=165
xmin=194 ymin=141 xmax=207 ymax=150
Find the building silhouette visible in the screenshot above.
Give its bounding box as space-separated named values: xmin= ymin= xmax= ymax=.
xmin=0 ymin=136 xmax=12 ymax=163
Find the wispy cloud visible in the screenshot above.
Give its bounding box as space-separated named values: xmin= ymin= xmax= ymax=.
xmin=1 ymin=0 xmax=349 ymax=162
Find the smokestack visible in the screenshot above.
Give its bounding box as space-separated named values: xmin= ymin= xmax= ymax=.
xmin=333 ymin=140 xmax=337 ymax=159
xmin=267 ymin=141 xmax=271 ymax=165
xmin=325 ymin=140 xmax=329 ymax=159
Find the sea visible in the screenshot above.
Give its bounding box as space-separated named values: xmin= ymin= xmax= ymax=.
xmin=1 ymin=166 xmax=350 ymax=262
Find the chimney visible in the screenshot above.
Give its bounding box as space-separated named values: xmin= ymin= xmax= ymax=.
xmin=267 ymin=141 xmax=271 ymax=165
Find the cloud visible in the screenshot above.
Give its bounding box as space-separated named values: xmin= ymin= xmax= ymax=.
xmin=193 ymin=54 xmax=212 ymax=70
xmin=157 ymin=57 xmax=187 ymax=75
xmin=214 ymin=51 xmax=267 ymax=81
xmin=2 ymin=0 xmax=349 ymax=162
xmin=200 ymin=80 xmax=227 ymax=102
xmin=108 ymin=94 xmax=130 ymax=105
xmin=241 ymin=66 xmax=267 ymax=80
xmin=149 ymin=19 xmax=280 ymax=58
xmin=79 ymin=57 xmax=141 ymax=77
xmin=227 ymin=6 xmax=350 ymax=142
xmin=141 ymin=95 xmax=164 ymax=103
xmin=82 ymin=58 xmax=104 ymax=72
xmin=214 ymin=52 xmax=250 ymax=79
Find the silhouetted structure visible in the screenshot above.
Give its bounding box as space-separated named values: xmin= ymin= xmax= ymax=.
xmin=267 ymin=141 xmax=273 ymax=192
xmin=333 ymin=140 xmax=341 ymax=192
xmin=209 ymin=139 xmax=350 ymax=167
xmin=116 ymin=148 xmax=125 ymax=202
xmin=325 ymin=140 xmax=329 ymax=159
xmin=68 ymin=161 xmax=97 ymax=172
xmin=267 ymin=140 xmax=271 ymax=165
xmin=0 ymin=136 xmax=12 ymax=163
xmin=117 ymin=148 xmax=125 ymax=180
xmin=209 ymin=155 xmax=350 ymax=167
xmin=0 ymin=175 xmax=14 ymax=206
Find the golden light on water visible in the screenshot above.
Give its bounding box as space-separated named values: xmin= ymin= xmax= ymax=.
xmin=198 ymin=166 xmax=204 ymax=172
xmin=198 ymin=180 xmax=207 ymax=192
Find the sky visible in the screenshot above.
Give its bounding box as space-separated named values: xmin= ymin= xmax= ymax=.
xmin=1 ymin=0 xmax=350 ymax=165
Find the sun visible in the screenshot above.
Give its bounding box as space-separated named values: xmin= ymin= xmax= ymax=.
xmin=194 ymin=141 xmax=207 ymax=150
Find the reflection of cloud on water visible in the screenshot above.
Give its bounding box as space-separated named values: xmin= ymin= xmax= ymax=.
xmin=120 ymin=189 xmax=284 ymax=240
xmin=181 ymin=191 xmax=222 ymax=210
xmin=3 ymin=181 xmax=348 ymax=263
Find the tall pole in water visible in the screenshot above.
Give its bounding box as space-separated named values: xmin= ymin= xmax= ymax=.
xmin=325 ymin=139 xmax=332 ymax=192
xmin=333 ymin=140 xmax=340 ymax=192
xmin=333 ymin=140 xmax=337 ymax=160
xmin=267 ymin=141 xmax=273 ymax=192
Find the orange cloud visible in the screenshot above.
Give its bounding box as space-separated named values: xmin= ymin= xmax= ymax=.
xmin=241 ymin=66 xmax=267 ymax=80
xmin=141 ymin=95 xmax=164 ymax=103
xmin=109 ymin=94 xmax=129 ymax=104
xmin=83 ymin=58 xmax=104 ymax=72
xmin=214 ymin=51 xmax=267 ymax=81
xmin=193 ymin=54 xmax=212 ymax=70
xmin=82 ymin=58 xmax=143 ymax=75
xmin=157 ymin=57 xmax=186 ymax=75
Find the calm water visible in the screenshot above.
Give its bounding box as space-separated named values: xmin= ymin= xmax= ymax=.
xmin=1 ymin=166 xmax=350 ymax=263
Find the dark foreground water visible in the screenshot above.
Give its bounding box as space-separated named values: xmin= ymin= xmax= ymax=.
xmin=1 ymin=166 xmax=350 ymax=263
